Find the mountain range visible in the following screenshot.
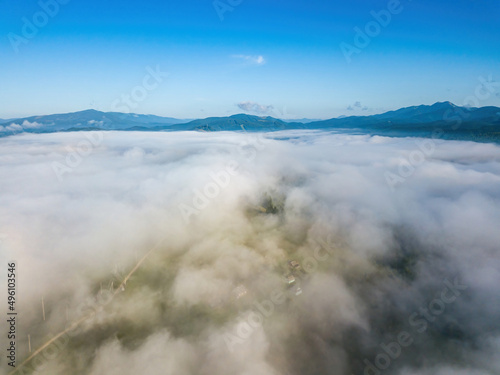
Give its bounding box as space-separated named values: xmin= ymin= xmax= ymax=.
xmin=1 ymin=102 xmax=499 ymax=142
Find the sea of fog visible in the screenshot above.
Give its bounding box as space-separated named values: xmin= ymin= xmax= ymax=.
xmin=1 ymin=130 xmax=500 ymax=375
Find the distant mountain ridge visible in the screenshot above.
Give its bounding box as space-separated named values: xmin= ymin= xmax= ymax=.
xmin=0 ymin=109 xmax=190 ymax=132
xmin=167 ymin=114 xmax=298 ymax=132
xmin=308 ymin=102 xmax=500 ymax=128
xmin=1 ymin=102 xmax=500 ymax=142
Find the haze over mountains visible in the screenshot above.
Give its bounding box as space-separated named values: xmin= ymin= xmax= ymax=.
xmin=2 ymin=102 xmax=500 ymax=142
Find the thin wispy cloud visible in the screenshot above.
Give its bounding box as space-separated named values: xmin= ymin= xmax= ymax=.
xmin=237 ymin=101 xmax=274 ymax=114
xmin=347 ymin=101 xmax=369 ymax=111
xmin=232 ymin=54 xmax=266 ymax=65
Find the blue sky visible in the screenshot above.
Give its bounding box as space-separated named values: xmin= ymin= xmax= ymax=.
xmin=0 ymin=0 xmax=499 ymax=119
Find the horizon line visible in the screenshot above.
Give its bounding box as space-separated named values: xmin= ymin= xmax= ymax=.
xmin=2 ymin=100 xmax=498 ymax=123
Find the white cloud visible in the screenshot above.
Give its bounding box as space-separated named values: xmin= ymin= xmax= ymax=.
xmin=347 ymin=101 xmax=369 ymax=111
xmin=237 ymin=101 xmax=274 ymax=114
xmin=232 ymin=54 xmax=266 ymax=65
xmin=6 ymin=123 xmax=23 ymax=131
xmin=1 ymin=120 xmax=43 ymax=132
xmin=21 ymin=120 xmax=43 ymax=128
